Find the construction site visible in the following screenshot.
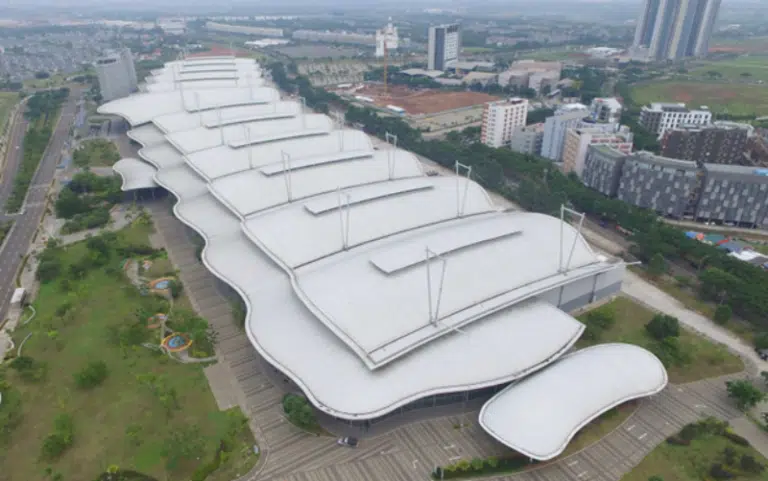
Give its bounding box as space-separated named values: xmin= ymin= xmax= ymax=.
xmin=346 ymin=83 xmax=498 ymax=116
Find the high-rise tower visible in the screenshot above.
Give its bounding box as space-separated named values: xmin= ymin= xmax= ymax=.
xmin=632 ymin=0 xmax=721 ymax=61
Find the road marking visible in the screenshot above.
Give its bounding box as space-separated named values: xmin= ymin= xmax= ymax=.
xmin=578 ymin=472 xmax=588 ymax=478
xmin=638 ymin=433 xmax=648 ymax=440
xmin=443 ymin=444 xmax=455 ymax=450
xmin=694 ymin=404 xmax=707 ymax=409
xmin=449 ymin=456 xmax=461 ymax=461
xmin=412 ymin=460 xmax=419 ymax=469
xmin=567 ymin=460 xmax=579 ymax=466
xmin=626 ymin=424 xmax=635 ymax=431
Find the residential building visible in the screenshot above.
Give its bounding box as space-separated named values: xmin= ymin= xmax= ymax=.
xmin=541 ymin=103 xmax=590 ymax=161
xmin=582 ymin=145 xmax=627 ymax=196
xmin=746 ymin=130 xmax=768 ymax=167
xmin=95 ymin=48 xmax=137 ymax=102
xmin=481 ymin=98 xmax=529 ymax=148
xmin=617 ymin=152 xmax=701 ymax=218
xmin=498 ymin=60 xmax=562 ymax=91
xmin=590 ymin=98 xmax=623 ymax=124
xmin=562 ymin=126 xmax=633 ymax=177
xmin=696 ymin=165 xmax=768 ymax=227
xmin=509 ymin=123 xmax=545 ymax=155
xmin=639 ymin=102 xmax=712 ymax=136
xmin=292 ymin=29 xmax=375 ymax=45
xmin=375 ymin=18 xmax=399 ymax=57
xmin=206 ymin=22 xmax=284 ymax=37
xmin=427 ymin=24 xmax=460 ymax=71
xmin=661 ymin=122 xmax=752 ymax=165
xmin=632 ymin=0 xmax=722 ymax=61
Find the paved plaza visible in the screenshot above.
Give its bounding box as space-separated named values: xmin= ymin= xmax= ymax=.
xmin=148 ymin=199 xmax=745 ymax=481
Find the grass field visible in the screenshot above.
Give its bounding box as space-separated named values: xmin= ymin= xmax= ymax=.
xmin=689 ymin=56 xmax=768 ymax=83
xmin=0 ymin=221 xmax=257 ymax=481
xmin=631 ymin=81 xmax=768 ymax=117
xmin=73 ymin=138 xmax=120 ymax=167
xmin=0 ymin=91 xmax=18 ymax=133
xmin=577 ymin=297 xmax=743 ymax=383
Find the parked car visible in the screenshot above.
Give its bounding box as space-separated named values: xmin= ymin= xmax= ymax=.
xmin=337 ymin=437 xmax=358 ymax=447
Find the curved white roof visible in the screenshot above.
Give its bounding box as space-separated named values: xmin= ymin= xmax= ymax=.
xmin=127 ymin=124 xmax=167 ymax=147
xmin=479 ymin=343 xmax=667 ymax=461
xmin=148 ymin=62 xmax=261 ymax=84
xmin=152 ymin=101 xmax=301 ymax=134
xmin=113 ymin=158 xmax=158 ymax=191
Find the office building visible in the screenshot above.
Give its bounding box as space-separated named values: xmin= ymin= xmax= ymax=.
xmin=498 ymin=61 xmax=562 ymax=92
xmin=481 ymin=98 xmax=529 ymax=148
xmin=639 ymin=102 xmax=712 ymax=136
xmin=590 ymin=98 xmax=623 ymax=124
xmin=427 ymin=24 xmax=460 ymax=71
xmin=661 ymin=122 xmax=752 ymax=165
xmin=509 ymin=123 xmax=545 ymax=155
xmin=541 ymin=103 xmax=590 ymax=161
xmin=582 ymin=145 xmax=628 ymax=196
xmin=562 ymin=126 xmax=633 ymax=177
xmin=95 ymin=48 xmax=138 ymax=102
xmin=632 ymin=0 xmax=722 ymax=60
xmin=375 ymin=19 xmax=399 ymax=57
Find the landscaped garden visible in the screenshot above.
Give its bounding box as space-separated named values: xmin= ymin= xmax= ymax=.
xmin=73 ymin=138 xmax=121 ymax=168
xmin=55 ymin=171 xmax=122 ymax=234
xmin=0 ymin=220 xmax=257 ymax=481
xmin=577 ymin=297 xmax=743 ymax=383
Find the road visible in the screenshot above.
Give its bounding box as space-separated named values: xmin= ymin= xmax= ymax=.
xmin=0 ymin=90 xmax=79 ymax=320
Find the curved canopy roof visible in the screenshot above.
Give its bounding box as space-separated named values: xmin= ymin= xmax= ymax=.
xmin=113 ymin=158 xmax=158 ymax=191
xmin=479 ymin=343 xmax=667 ymax=461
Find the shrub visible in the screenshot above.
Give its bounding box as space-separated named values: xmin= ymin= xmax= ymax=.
xmin=282 ymin=394 xmax=317 ymax=430
xmin=755 ymin=332 xmax=768 ymax=351
xmin=726 ymin=379 xmax=765 ymax=411
xmin=470 ymin=458 xmax=484 ymax=470
xmin=645 ymin=314 xmax=680 ymax=340
xmin=739 ymin=454 xmax=765 ymax=473
xmin=73 ymin=360 xmax=108 ymax=389
xmin=723 ymin=429 xmax=750 ymax=446
xmin=649 ymin=337 xmax=691 ymax=367
xmin=168 ymin=279 xmax=183 ymax=299
xmin=714 ymin=305 xmax=732 ymax=325
xmin=41 ymin=414 xmax=74 ymax=460
xmin=9 ymin=355 xmax=47 ymax=382
xmin=0 ymin=376 xmax=23 ymax=443
xmin=710 ymin=463 xmax=734 ymax=480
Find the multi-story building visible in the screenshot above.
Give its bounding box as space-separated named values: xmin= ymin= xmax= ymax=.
xmin=206 ymin=22 xmax=284 ymax=37
xmin=541 ymin=103 xmax=590 ymax=161
xmin=639 ymin=103 xmax=712 ymax=136
xmin=509 ymin=123 xmax=545 ymax=155
xmin=427 ymin=24 xmax=460 ymax=71
xmin=696 ymin=165 xmax=768 ymax=227
xmin=561 ymin=126 xmax=633 ymax=177
xmin=617 ymin=152 xmax=701 ymax=218
xmin=632 ymin=0 xmax=722 ymax=61
xmin=582 ymin=145 xmax=628 ymax=196
xmin=292 ymin=29 xmax=375 ymax=45
xmin=746 ymin=129 xmax=768 ymax=167
xmin=95 ymin=48 xmax=137 ymax=102
xmin=661 ymin=122 xmax=752 ymax=165
xmin=480 ymin=98 xmax=529 ymax=148
xmin=590 ymin=98 xmax=623 ymax=124
xmin=497 ymin=60 xmax=562 ymax=92
xmin=375 ymin=18 xmax=399 ymax=57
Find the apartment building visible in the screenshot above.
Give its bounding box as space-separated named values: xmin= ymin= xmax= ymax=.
xmin=696 ymin=165 xmax=768 ymax=227
xmin=509 ymin=123 xmax=545 ymax=155
xmin=541 ymin=103 xmax=590 ymax=161
xmin=582 ymin=145 xmax=628 ymax=196
xmin=480 ymin=98 xmax=529 ymax=148
xmin=561 ymin=126 xmax=633 ymax=177
xmin=428 ymin=24 xmax=461 ymax=71
xmin=639 ymin=102 xmax=712 ymax=136
xmin=590 ymin=97 xmax=623 ymax=124
xmin=661 ymin=122 xmax=752 ymax=165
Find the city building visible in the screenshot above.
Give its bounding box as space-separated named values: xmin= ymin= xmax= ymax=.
xmin=292 ymin=29 xmax=375 ymax=46
xmin=541 ymin=103 xmax=590 ymax=161
xmin=95 ymin=48 xmax=137 ymax=102
xmin=99 ymin=56 xmax=665 ymax=454
xmin=427 ymin=23 xmax=460 ymax=71
xmin=639 ymin=102 xmax=712 ymax=136
xmin=375 ymin=18 xmax=399 ymax=57
xmin=562 ymin=126 xmax=633 ymax=177
xmin=746 ymin=129 xmax=768 ymax=167
xmin=509 ymin=123 xmax=545 ymax=155
xmin=661 ymin=122 xmax=752 ymax=165
xmin=481 ymin=98 xmax=529 ymax=148
xmin=696 ymin=165 xmax=768 ymax=227
xmin=590 ymin=98 xmax=623 ymax=124
xmin=206 ymin=22 xmax=284 ymax=37
xmin=632 ymin=0 xmax=722 ymax=60
xmin=498 ymin=60 xmax=562 ymax=93
xmin=582 ymin=145 xmax=628 ymax=196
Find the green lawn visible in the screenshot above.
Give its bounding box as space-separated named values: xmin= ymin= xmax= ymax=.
xmin=631 ymin=81 xmax=768 ymax=117
xmin=578 ymin=297 xmax=743 ymax=383
xmin=0 ymin=221 xmax=257 ymax=481
xmin=73 ymin=138 xmax=121 ymax=167
xmin=689 ymin=56 xmax=768 ymax=83
xmin=0 ymin=91 xmax=18 ymax=132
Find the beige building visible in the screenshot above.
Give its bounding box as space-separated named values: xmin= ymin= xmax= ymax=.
xmin=562 ymin=126 xmax=633 ymax=177
xmin=481 ymin=98 xmax=529 ymax=148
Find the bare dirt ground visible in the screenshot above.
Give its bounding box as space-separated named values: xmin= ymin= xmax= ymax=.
xmin=357 ymin=84 xmax=498 ymax=115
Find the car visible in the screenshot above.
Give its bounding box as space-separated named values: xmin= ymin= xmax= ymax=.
xmin=756 ymin=348 xmax=768 ymax=361
xmin=337 ymin=436 xmax=358 ymax=447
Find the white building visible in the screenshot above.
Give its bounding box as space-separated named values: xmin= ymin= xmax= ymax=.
xmin=292 ymin=29 xmax=375 ymax=45
xmin=95 ymin=48 xmax=138 ymax=102
xmin=590 ymin=98 xmax=623 ymax=124
xmin=639 ymin=102 xmax=712 ymax=136
xmin=481 ymin=98 xmax=529 ymax=148
xmin=206 ymin=22 xmax=284 ymax=38
xmin=427 ymin=23 xmax=460 ymax=71
xmin=375 ymin=18 xmax=399 ymax=57
xmin=509 ymin=123 xmax=545 ymax=155
xmin=541 ymin=103 xmax=590 ymax=162
xmin=562 ymin=126 xmax=633 ymax=177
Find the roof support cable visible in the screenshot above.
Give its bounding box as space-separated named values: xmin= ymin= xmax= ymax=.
xmin=385 ymin=132 xmax=398 ymax=180
xmin=425 ymin=247 xmax=448 ymax=327
xmin=281 ymin=151 xmax=293 ymax=202
xmin=558 ymin=205 xmax=586 ymax=274
xmin=336 ymin=189 xmax=352 ymax=250
xmin=454 ymin=161 xmax=473 ymax=218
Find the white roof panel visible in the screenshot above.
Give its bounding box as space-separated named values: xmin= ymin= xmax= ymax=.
xmin=127 ymin=124 xmax=166 ymax=147
xmin=138 ymin=144 xmax=185 ymax=170
xmin=479 ymin=343 xmax=667 ymax=460
xmin=112 ymin=158 xmax=158 ymax=191
xmin=259 ymin=150 xmax=372 ymax=176
xmin=144 ymin=78 xmax=265 ymax=93
xmin=152 ymin=101 xmax=300 ymax=134
xmin=154 ymin=165 xmax=208 ymax=199
xmin=209 ymin=149 xmax=423 ymax=218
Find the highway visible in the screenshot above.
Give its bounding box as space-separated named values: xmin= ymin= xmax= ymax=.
xmin=0 ymin=90 xmax=79 ymax=320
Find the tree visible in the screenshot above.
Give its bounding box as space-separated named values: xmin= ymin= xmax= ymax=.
xmin=162 ymin=425 xmax=206 ymax=471
xmin=648 ymin=253 xmax=667 ymax=277
xmin=649 ymin=476 xmax=664 ymax=481
xmin=726 ymin=379 xmax=765 ymax=411
xmin=754 ymin=332 xmax=768 ymax=350
xmin=714 ymin=305 xmax=732 ymax=325
xmin=645 ymin=314 xmax=680 ymax=340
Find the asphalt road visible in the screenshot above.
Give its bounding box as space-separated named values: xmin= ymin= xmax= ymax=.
xmin=0 ymin=90 xmax=79 ymax=320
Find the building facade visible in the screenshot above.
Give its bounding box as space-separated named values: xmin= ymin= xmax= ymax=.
xmin=661 ymin=122 xmax=752 ymax=165
xmin=480 ymin=98 xmax=529 ymax=148
xmin=562 ymin=126 xmax=633 ymax=177
xmin=95 ymin=48 xmax=138 ymax=102
xmin=292 ymin=29 xmax=375 ymax=45
xmin=375 ymin=19 xmax=399 ymax=57
xmin=509 ymin=123 xmax=545 ymax=155
xmin=206 ymin=22 xmax=284 ymax=37
xmin=632 ymin=0 xmax=722 ymax=60
xmin=696 ymin=166 xmax=768 ymax=227
xmin=541 ymin=104 xmax=590 ymax=161
xmin=427 ymin=24 xmax=460 ymax=71
xmin=582 ymin=145 xmax=628 ymax=196
xmin=746 ymin=130 xmax=768 ymax=167
xmin=639 ymin=103 xmax=712 ymax=136
xmin=590 ymin=98 xmax=623 ymax=124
